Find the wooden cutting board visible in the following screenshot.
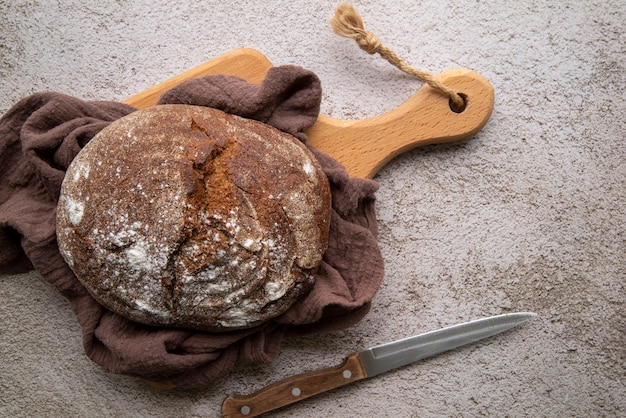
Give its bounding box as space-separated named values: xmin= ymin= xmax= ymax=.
xmin=123 ymin=48 xmax=494 ymax=179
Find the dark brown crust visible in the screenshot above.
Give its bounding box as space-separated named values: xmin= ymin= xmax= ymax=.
xmin=56 ymin=105 xmax=331 ymax=331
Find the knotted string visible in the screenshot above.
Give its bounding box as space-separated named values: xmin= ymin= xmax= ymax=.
xmin=330 ymin=3 xmax=465 ymax=110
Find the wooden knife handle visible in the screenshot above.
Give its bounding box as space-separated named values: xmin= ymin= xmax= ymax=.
xmin=221 ymin=352 xmax=367 ymax=417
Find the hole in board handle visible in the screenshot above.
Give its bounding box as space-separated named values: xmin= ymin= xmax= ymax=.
xmin=449 ymin=93 xmax=468 ymax=113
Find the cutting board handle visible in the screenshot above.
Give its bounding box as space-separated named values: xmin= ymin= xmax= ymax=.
xmin=123 ymin=48 xmax=494 ymax=179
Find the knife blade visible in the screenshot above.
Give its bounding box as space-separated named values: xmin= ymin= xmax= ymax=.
xmin=221 ymin=312 xmax=536 ymax=417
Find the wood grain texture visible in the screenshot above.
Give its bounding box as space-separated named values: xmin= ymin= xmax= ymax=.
xmin=221 ymin=352 xmax=367 ymax=417
xmin=306 ymin=69 xmax=494 ymax=178
xmin=123 ymin=48 xmax=494 ymax=179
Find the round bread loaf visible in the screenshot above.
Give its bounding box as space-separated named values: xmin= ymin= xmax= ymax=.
xmin=56 ymin=104 xmax=331 ymax=331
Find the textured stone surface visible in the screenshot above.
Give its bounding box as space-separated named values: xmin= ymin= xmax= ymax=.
xmin=1 ymin=1 xmax=624 ymax=417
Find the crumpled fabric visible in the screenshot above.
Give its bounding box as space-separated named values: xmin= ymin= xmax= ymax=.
xmin=0 ymin=65 xmax=384 ymax=388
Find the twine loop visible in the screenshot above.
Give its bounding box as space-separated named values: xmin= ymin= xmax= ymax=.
xmin=330 ymin=3 xmax=465 ymax=109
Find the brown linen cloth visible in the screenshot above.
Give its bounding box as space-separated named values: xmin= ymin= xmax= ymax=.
xmin=0 ymin=65 xmax=383 ymax=388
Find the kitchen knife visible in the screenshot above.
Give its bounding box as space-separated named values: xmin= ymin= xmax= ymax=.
xmin=221 ymin=312 xmax=536 ymax=417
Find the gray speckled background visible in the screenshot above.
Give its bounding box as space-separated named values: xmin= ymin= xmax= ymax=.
xmin=1 ymin=1 xmax=624 ymax=417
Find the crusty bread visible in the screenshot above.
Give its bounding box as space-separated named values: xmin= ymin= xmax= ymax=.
xmin=56 ymin=105 xmax=331 ymax=331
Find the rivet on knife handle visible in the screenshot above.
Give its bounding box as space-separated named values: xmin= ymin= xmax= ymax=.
xmin=221 ymin=352 xmax=367 ymax=417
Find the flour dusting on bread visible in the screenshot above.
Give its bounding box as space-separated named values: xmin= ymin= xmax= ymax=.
xmin=56 ymin=105 xmax=331 ymax=331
